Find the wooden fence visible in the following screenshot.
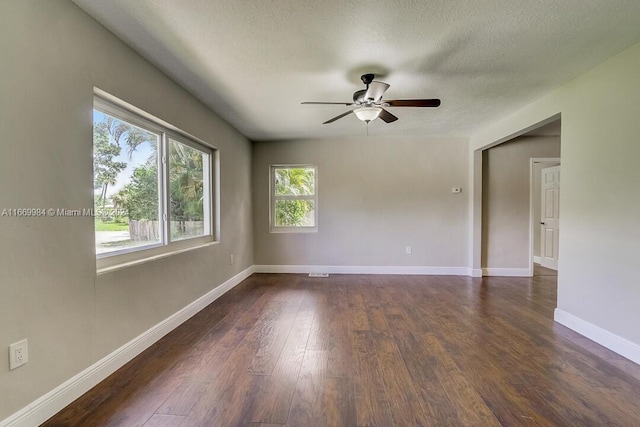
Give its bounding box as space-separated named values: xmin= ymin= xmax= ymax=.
xmin=129 ymin=220 xmax=204 ymax=241
xmin=129 ymin=221 xmax=160 ymax=241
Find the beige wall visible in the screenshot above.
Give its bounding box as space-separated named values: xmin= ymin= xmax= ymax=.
xmin=0 ymin=0 xmax=253 ymax=419
xmin=471 ymin=41 xmax=640 ymax=355
xmin=253 ymin=136 xmax=470 ymax=268
xmin=482 ymin=136 xmax=561 ymax=269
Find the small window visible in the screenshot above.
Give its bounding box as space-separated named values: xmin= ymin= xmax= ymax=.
xmin=270 ymin=165 xmax=317 ymax=232
xmin=93 ymin=93 xmax=216 ymax=269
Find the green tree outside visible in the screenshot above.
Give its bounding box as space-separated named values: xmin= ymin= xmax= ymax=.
xmin=93 ymin=119 xmax=127 ymax=214
xmin=93 ymin=114 xmax=207 ymax=238
xmin=274 ymin=167 xmax=315 ymax=227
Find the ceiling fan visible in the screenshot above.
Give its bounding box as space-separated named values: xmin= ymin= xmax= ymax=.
xmin=302 ymin=74 xmax=441 ymax=124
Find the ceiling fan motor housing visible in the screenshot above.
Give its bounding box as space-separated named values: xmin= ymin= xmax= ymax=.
xmin=353 ymin=89 xmax=367 ymax=104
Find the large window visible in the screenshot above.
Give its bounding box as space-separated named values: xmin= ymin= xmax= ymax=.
xmin=93 ymin=94 xmax=215 ymax=268
xmin=270 ymin=165 xmax=317 ymax=232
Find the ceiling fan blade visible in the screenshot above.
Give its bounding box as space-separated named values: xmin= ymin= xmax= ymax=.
xmin=323 ymin=110 xmax=354 ymax=124
xmin=364 ymin=81 xmax=390 ymax=102
xmin=378 ymin=108 xmax=398 ymax=123
xmin=385 ymin=99 xmax=441 ymax=107
xmin=302 ymin=101 xmax=353 ymax=105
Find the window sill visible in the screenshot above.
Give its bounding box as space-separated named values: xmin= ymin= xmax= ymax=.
xmin=97 ymin=240 xmax=217 ymax=275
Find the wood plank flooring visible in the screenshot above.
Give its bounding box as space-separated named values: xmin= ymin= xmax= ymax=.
xmin=533 ymin=263 xmax=557 ymax=277
xmin=43 ymin=273 xmax=640 ymax=426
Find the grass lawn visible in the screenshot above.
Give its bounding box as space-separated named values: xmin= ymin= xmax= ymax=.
xmin=95 ymin=219 xmax=129 ymax=231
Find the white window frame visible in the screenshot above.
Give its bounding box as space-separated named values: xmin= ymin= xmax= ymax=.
xmin=94 ymin=89 xmax=218 ymax=273
xmin=269 ymin=164 xmax=318 ymax=233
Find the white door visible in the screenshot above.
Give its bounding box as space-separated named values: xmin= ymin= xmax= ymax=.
xmin=540 ymin=166 xmax=560 ymax=270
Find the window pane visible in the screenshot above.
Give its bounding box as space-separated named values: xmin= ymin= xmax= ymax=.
xmin=274 ymin=199 xmax=315 ymax=227
xmin=274 ymin=167 xmax=315 ymax=196
xmin=93 ymin=110 xmax=161 ymax=255
xmin=169 ymin=138 xmax=209 ymax=241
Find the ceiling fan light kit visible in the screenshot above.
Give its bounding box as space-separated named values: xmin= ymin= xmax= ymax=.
xmin=302 ymin=73 xmax=441 ymax=125
xmin=354 ymin=106 xmax=382 ymax=122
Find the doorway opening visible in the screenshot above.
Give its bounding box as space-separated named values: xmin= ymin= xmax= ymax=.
xmin=479 ymin=118 xmax=561 ymax=277
xmin=530 ymin=159 xmax=560 ymax=277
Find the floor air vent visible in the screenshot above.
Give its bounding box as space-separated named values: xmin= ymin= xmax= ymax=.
xmin=308 ymin=273 xmax=329 ymax=278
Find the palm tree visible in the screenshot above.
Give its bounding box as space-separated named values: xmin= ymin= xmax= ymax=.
xmin=275 ymin=167 xmax=315 ymax=196
xmin=94 ymin=114 xmax=159 ymax=215
xmin=94 ymin=114 xmax=208 ymax=236
xmin=169 ymin=141 xmax=205 ymax=237
xmin=274 ymin=167 xmax=315 ymax=226
xmin=93 ymin=120 xmax=127 ymax=214
xmin=107 ymin=117 xmax=158 ymax=160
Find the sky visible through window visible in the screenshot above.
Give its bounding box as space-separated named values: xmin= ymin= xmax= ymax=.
xmin=93 ymin=110 xmax=155 ymax=199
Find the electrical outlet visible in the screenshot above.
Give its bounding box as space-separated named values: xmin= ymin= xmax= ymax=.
xmin=9 ymin=339 xmax=28 ymax=370
xmin=230 ymin=254 xmax=234 ymax=265
xmin=405 ymin=246 xmax=412 ymax=255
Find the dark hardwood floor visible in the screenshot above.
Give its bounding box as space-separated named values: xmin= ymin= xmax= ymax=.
xmin=533 ymin=263 xmax=557 ymax=277
xmin=44 ymin=273 xmax=640 ymax=426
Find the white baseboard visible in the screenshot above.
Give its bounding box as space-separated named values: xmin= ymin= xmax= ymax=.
xmin=554 ymin=308 xmax=640 ymax=366
xmin=254 ymin=264 xmax=471 ymax=276
xmin=1 ymin=266 xmax=254 ymax=427
xmin=533 ymin=256 xmax=541 ymax=264
xmin=471 ymin=268 xmax=483 ymax=278
xmin=482 ymin=267 xmax=531 ymax=277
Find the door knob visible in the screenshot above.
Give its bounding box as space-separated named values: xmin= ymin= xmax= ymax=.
xmin=540 ymin=222 xmax=546 ymax=225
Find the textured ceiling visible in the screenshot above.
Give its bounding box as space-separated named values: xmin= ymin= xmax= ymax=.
xmin=72 ymin=0 xmax=640 ymax=141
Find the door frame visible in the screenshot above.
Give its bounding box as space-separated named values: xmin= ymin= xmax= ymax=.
xmin=469 ymin=113 xmax=561 ymax=277
xmin=529 ymin=158 xmax=560 ymax=276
